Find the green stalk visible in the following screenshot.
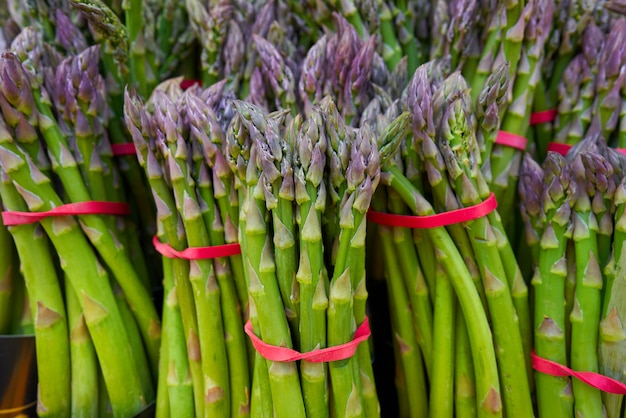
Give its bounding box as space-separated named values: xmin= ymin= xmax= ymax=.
xmin=375 ymin=198 xmax=428 ymax=418
xmin=192 ymin=152 xmax=250 ymax=418
xmin=0 ymin=170 xmax=71 ymax=417
xmin=383 ymin=165 xmax=502 ymax=418
xmin=455 ymin=311 xmax=478 ymax=418
xmin=65 ymin=279 xmax=99 ymax=418
xmin=533 ymin=153 xmax=574 ymax=418
xmin=569 ymin=160 xmax=604 ymax=417
xmin=327 ymin=268 xmax=362 ymax=418
xmin=379 ymin=3 xmax=403 ymax=70
xmin=236 ymin=186 xmax=273 ymax=418
xmin=439 ymin=98 xmax=532 ymax=417
xmin=161 ymin=255 xmax=194 ymax=418
xmin=599 ymin=175 xmax=626 ymax=418
xmin=429 ymin=264 xmax=456 ymax=418
xmin=124 ymin=91 xmax=205 ymax=417
xmin=0 ymin=208 xmax=14 ymax=335
xmin=293 ymin=113 xmax=329 ymax=418
xmin=124 ymin=0 xmax=148 ymax=96
xmin=243 ymin=185 xmax=307 ymax=417
xmin=164 ymin=142 xmax=230 ymax=416
xmin=386 ymin=189 xmax=433 ymax=378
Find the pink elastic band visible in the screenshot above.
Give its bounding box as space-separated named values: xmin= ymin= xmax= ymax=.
xmin=546 ymin=142 xmax=571 ymax=156
xmin=245 ymin=317 xmax=371 ymax=362
xmin=181 ymin=79 xmax=202 ymax=90
xmin=152 ymin=235 xmax=241 ymax=260
xmin=111 ymin=143 xmax=137 ymax=156
xmin=367 ymin=192 xmax=498 ymax=228
xmin=495 ymin=131 xmax=528 ymax=151
xmin=530 ymin=110 xmax=558 ymax=125
xmin=532 ymin=351 xmax=626 ymax=394
xmin=2 ymin=201 xmax=130 ymax=226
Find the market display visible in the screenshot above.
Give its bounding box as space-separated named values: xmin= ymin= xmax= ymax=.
xmin=1 ymin=0 xmax=626 ymax=417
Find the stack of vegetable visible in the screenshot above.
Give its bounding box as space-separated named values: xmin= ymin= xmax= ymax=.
xmin=3 ymin=0 xmax=626 ymax=416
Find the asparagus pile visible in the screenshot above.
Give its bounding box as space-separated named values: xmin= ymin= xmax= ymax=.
xmin=4 ymin=0 xmax=626 ymax=417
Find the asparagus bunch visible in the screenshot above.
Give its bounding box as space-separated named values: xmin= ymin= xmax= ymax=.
xmin=124 ymin=82 xmax=251 ymax=418
xmin=0 ymin=50 xmax=155 ymax=417
xmin=518 ymin=138 xmax=626 ymax=418
xmin=364 ymin=60 xmax=534 ymax=418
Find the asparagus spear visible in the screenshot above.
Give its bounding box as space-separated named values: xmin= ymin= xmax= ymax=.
xmin=533 ymin=152 xmax=575 ymax=418
xmin=600 ymin=173 xmax=626 ymax=418
xmin=438 ymin=95 xmax=533 ymax=418
xmin=124 ymin=89 xmax=205 ymax=417
xmin=0 ymin=198 xmax=14 ymax=335
xmin=226 ymin=108 xmax=307 ymax=418
xmin=293 ymin=110 xmax=330 ymax=418
xmin=65 ymin=277 xmax=99 ymax=418
xmin=154 ymin=91 xmax=232 ymax=417
xmin=567 ymin=151 xmax=606 ymax=418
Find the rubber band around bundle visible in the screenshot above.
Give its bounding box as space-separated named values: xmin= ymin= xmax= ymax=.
xmin=529 ymin=109 xmax=558 ymax=125
xmin=111 ymin=143 xmax=138 ymax=156
xmin=2 ymin=201 xmax=130 ymax=226
xmin=152 ymin=235 xmax=241 ymax=260
xmin=181 ymin=79 xmax=202 ymax=90
xmin=547 ymin=142 xmax=626 ymax=157
xmin=245 ymin=317 xmax=371 ymax=363
xmin=367 ymin=192 xmax=497 ymax=229
xmin=495 ymin=131 xmax=528 ymax=151
xmin=532 ymin=351 xmax=626 ymax=395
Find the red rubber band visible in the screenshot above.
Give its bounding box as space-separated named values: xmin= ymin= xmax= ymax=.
xmin=245 ymin=317 xmax=371 ymax=363
xmin=152 ymin=235 xmax=241 ymax=260
xmin=111 ymin=143 xmax=137 ymax=156
xmin=2 ymin=201 xmax=130 ymax=226
xmin=530 ymin=109 xmax=558 ymax=125
xmin=532 ymin=351 xmax=626 ymax=395
xmin=495 ymin=131 xmax=528 ymax=151
xmin=546 ymin=142 xmax=571 ymax=156
xmin=367 ymin=192 xmax=498 ymax=228
xmin=180 ymin=79 xmax=202 ymax=90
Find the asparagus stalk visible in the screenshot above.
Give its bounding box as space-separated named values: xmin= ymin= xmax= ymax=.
xmin=155 ymin=91 xmax=233 ymax=417
xmin=568 ymin=151 xmax=605 ymax=418
xmin=438 ymin=95 xmax=533 ymax=418
xmin=372 ymin=187 xmax=428 ymax=418
xmin=533 ymin=152 xmax=575 ymax=418
xmin=455 ymin=311 xmax=478 ymax=418
xmin=292 ymin=110 xmax=330 ymax=418
xmin=124 ymin=89 xmax=205 ymax=417
xmin=65 ymin=278 xmax=99 ymax=418
xmin=226 ymin=109 xmax=306 ymax=418
xmin=429 ymin=262 xmax=456 ymax=418
xmin=0 ymin=195 xmax=15 ymax=335
xmin=160 ymin=254 xmax=194 ymax=418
